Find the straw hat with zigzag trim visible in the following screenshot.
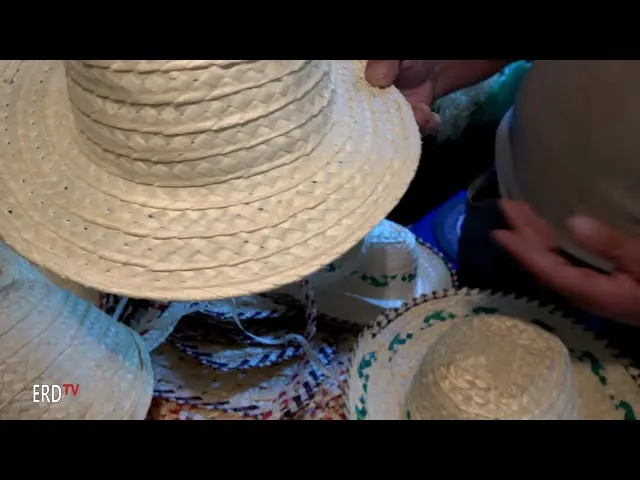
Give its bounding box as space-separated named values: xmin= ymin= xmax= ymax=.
xmin=345 ymin=289 xmax=640 ymax=420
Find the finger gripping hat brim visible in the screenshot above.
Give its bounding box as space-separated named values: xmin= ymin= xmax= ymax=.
xmin=0 ymin=60 xmax=420 ymax=301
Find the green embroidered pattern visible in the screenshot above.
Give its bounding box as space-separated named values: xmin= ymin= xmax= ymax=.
xmin=421 ymin=310 xmax=457 ymax=330
xmin=357 ymin=265 xmax=417 ymax=287
xmin=401 ymin=266 xmax=418 ymax=284
xmin=616 ymin=401 xmax=637 ymax=421
xmin=324 ymin=263 xmax=339 ymax=273
xmin=388 ymin=332 xmax=414 ymax=361
xmin=353 ymin=298 xmax=637 ymax=421
xmin=573 ymin=349 xmax=637 ymax=420
xmin=359 ymin=273 xmax=398 ymax=288
xmin=355 ymin=395 xmax=368 ymax=420
xmin=357 ymin=352 xmax=376 ymax=386
xmin=355 ymin=352 xmax=377 ymax=420
xmin=580 ymin=351 xmax=607 ymax=386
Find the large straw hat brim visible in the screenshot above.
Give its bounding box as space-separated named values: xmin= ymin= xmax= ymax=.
xmin=344 ymin=289 xmax=640 ymax=420
xmin=0 ymin=61 xmax=420 ymax=301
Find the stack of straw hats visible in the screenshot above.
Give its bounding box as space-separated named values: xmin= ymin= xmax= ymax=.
xmin=146 ymin=219 xmax=455 ymax=419
xmin=0 ymin=59 xmax=425 ymax=419
xmin=6 ymin=59 xmax=633 ymax=421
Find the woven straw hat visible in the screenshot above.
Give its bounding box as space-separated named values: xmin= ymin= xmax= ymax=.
xmin=0 ymin=233 xmax=100 ymax=306
xmin=176 ymin=294 xmax=290 ymax=327
xmin=169 ymin=316 xmax=335 ymax=372
xmin=151 ymin=338 xmax=338 ymax=419
xmin=278 ymin=220 xmax=455 ymax=325
xmin=151 ymin=319 xmax=357 ymax=419
xmin=0 ymin=242 xmax=153 ymax=419
xmin=345 ymin=289 xmax=640 ymax=420
xmin=38 ymin=267 xmax=101 ymax=306
xmin=0 ymin=60 xmax=420 ymax=301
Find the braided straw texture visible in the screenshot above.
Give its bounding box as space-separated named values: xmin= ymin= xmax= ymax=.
xmin=406 ymin=314 xmax=579 ymax=420
xmin=344 ymin=289 xmax=640 ymax=420
xmin=0 ymin=243 xmax=153 ymax=419
xmin=148 ymin=322 xmax=357 ymax=420
xmin=276 ymin=223 xmax=456 ymax=326
xmin=0 ymin=60 xmax=420 ymax=301
xmin=151 ymin=340 xmax=335 ymax=418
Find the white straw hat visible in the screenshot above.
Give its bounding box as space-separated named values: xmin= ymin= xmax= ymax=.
xmin=277 ymin=220 xmax=455 ymax=325
xmin=0 ymin=233 xmax=100 ymax=306
xmin=0 ymin=60 xmax=420 ymax=301
xmin=38 ymin=267 xmax=101 ymax=306
xmin=0 ymin=242 xmax=153 ymax=419
xmin=345 ymin=289 xmax=640 ymax=420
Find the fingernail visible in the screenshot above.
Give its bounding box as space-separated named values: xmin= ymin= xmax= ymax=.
xmin=366 ymin=62 xmax=391 ymax=86
xmin=568 ymin=215 xmax=601 ymax=237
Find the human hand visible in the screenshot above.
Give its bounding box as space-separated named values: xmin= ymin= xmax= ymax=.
xmin=492 ymin=199 xmax=640 ymax=326
xmin=365 ymin=60 xmax=441 ymax=135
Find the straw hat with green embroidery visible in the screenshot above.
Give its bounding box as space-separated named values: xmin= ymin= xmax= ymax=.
xmin=344 ymin=289 xmax=640 ymax=420
xmin=277 ymin=219 xmax=455 ymax=326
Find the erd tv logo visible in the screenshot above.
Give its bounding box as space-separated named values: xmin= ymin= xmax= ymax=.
xmin=33 ymin=384 xmax=80 ymax=403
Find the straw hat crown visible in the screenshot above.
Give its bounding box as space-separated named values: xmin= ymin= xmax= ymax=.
xmin=0 ymin=243 xmax=153 ymax=419
xmin=356 ymin=220 xmax=423 ymax=299
xmin=65 ymin=60 xmax=333 ymax=187
xmin=405 ymin=315 xmax=579 ymax=420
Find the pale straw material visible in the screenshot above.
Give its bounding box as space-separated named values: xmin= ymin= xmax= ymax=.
xmin=278 ymin=220 xmax=455 ymax=325
xmin=0 ymin=234 xmax=101 ymax=306
xmin=186 ymin=295 xmax=288 ymax=323
xmin=170 ymin=328 xmax=334 ymax=372
xmin=345 ymin=289 xmax=640 ymax=420
xmin=151 ymin=339 xmax=335 ymax=418
xmin=0 ymin=60 xmax=420 ymax=301
xmin=0 ymin=242 xmax=153 ymax=419
xmin=150 ymin=322 xmax=358 ymax=420
xmin=406 ymin=315 xmax=579 ymax=420
xmin=38 ymin=267 xmax=101 ymax=306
